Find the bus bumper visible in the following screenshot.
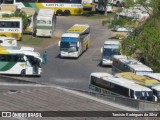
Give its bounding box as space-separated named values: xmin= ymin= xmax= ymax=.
xmin=60 ymin=51 xmax=79 ymax=58
xmin=102 ymin=59 xmax=112 ymax=66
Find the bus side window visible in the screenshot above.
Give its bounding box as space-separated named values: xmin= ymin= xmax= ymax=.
xmin=0 ymin=55 xmax=6 ymax=61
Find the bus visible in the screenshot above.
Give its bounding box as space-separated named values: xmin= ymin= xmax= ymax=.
xmin=101 ymin=40 xmax=120 ymax=66
xmin=82 ymin=0 xmax=93 ymax=9
xmin=116 ymin=72 xmax=160 ymax=102
xmin=112 ymin=55 xmax=153 ymax=76
xmin=20 ymin=7 xmax=37 ymax=34
xmin=145 ymin=73 xmax=160 ymax=82
xmin=36 ymin=9 xmax=56 ymax=37
xmin=58 ymin=24 xmax=90 ymax=58
xmin=0 ymin=4 xmax=17 ymax=17
xmin=0 ymin=37 xmax=17 ymax=46
xmin=0 ymin=46 xmax=42 ymax=77
xmin=89 ymin=72 xmax=153 ymax=101
xmin=0 ymin=17 xmax=23 ymax=41
xmin=2 ymin=0 xmax=83 ymax=16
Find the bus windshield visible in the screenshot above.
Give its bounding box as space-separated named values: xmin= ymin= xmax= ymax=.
xmin=60 ymin=42 xmax=78 ymax=52
xmin=103 ymin=48 xmax=120 ymax=58
xmin=135 ymin=91 xmax=152 ymax=100
xmin=37 ymin=20 xmax=51 ymax=25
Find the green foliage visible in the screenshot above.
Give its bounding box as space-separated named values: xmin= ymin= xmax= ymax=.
xmin=2 ymin=11 xmax=31 ymax=30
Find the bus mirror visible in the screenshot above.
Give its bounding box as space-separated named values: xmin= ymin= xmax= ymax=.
xmin=77 ymin=42 xmax=80 ymax=47
xmin=23 ymin=56 xmax=27 ymax=61
xmin=101 ymin=48 xmax=103 ymax=53
xmin=58 ymin=41 xmax=60 ymax=46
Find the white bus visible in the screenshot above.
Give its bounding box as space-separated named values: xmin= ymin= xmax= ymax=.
xmin=36 ymin=9 xmax=56 ymax=37
xmin=101 ymin=40 xmax=120 ymax=66
xmin=89 ymin=72 xmax=153 ymax=101
xmin=0 ymin=46 xmax=42 ymax=77
xmin=112 ymin=55 xmax=153 ymax=76
xmin=20 ymin=7 xmax=37 ymax=34
xmin=82 ymin=0 xmax=93 ymax=9
xmin=59 ymin=24 xmax=90 ymax=58
xmin=0 ymin=37 xmax=17 ymax=46
xmin=145 ymin=73 xmax=160 ymax=82
xmin=0 ymin=17 xmax=23 ymax=41
xmin=2 ymin=0 xmax=83 ymax=16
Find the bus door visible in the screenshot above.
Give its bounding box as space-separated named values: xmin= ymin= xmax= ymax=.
xmin=24 ymin=56 xmax=33 ymax=75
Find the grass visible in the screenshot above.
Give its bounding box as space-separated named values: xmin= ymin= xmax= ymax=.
xmin=18 ymin=34 xmax=59 ymax=50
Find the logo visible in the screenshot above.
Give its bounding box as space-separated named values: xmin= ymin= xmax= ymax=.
xmin=2 ymin=112 xmax=11 ymax=117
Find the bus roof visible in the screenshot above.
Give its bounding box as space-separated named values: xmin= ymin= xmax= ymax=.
xmin=20 ymin=7 xmax=36 ymax=16
xmin=62 ymin=33 xmax=79 ymax=38
xmin=0 ymin=46 xmax=40 ymax=58
xmin=113 ymin=55 xmax=153 ymax=72
xmin=104 ymin=40 xmax=120 ymax=45
xmin=145 ymin=73 xmax=160 ymax=81
xmin=0 ymin=17 xmax=22 ymax=21
xmin=0 ymin=4 xmax=17 ymax=12
xmin=116 ymin=72 xmax=159 ymax=87
xmin=91 ymin=72 xmax=152 ymax=91
xmin=67 ymin=24 xmax=89 ymax=34
xmin=90 ymin=72 xmax=113 ymax=78
xmin=152 ymin=85 xmax=160 ymax=91
xmin=37 ymin=9 xmax=54 ymax=17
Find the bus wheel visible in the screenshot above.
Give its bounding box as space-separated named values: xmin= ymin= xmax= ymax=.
xmin=64 ymin=10 xmax=70 ymax=16
xmin=86 ymin=45 xmax=88 ymax=51
xmin=56 ymin=10 xmax=63 ymax=16
xmin=21 ymin=69 xmax=26 ymax=77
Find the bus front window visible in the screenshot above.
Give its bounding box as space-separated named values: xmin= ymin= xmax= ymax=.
xmin=37 ymin=20 xmax=51 ymax=25
xmin=103 ymin=48 xmax=120 ymax=59
xmin=60 ymin=37 xmax=78 ymax=52
xmin=135 ymin=91 xmax=152 ymax=101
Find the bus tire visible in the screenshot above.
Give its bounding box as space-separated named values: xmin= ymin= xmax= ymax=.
xmin=64 ymin=10 xmax=70 ymax=16
xmin=56 ymin=10 xmax=63 ymax=16
xmin=21 ymin=69 xmax=26 ymax=77
xmin=86 ymin=45 xmax=88 ymax=51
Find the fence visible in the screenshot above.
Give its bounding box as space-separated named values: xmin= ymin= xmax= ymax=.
xmin=67 ymin=88 xmax=160 ymax=111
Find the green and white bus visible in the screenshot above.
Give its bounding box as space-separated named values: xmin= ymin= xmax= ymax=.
xmin=0 ymin=46 xmax=42 ymax=77
xmin=36 ymin=9 xmax=56 ymax=37
xmin=89 ymin=72 xmax=153 ymax=101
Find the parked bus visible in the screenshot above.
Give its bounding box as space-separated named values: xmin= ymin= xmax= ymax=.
xmin=58 ymin=24 xmax=90 ymax=58
xmin=0 ymin=37 xmax=17 ymax=46
xmin=112 ymin=55 xmax=153 ymax=76
xmin=89 ymin=72 xmax=153 ymax=101
xmin=101 ymin=40 xmax=120 ymax=66
xmin=36 ymin=9 xmax=56 ymax=37
xmin=145 ymin=73 xmax=160 ymax=82
xmin=0 ymin=4 xmax=17 ymax=17
xmin=116 ymin=72 xmax=160 ymax=102
xmin=0 ymin=46 xmax=42 ymax=77
xmin=82 ymin=0 xmax=93 ymax=9
xmin=0 ymin=17 xmax=23 ymax=41
xmin=20 ymin=7 xmax=37 ymax=34
xmin=2 ymin=0 xmax=83 ymax=16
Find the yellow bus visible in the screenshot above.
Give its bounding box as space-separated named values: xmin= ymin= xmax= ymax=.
xmin=2 ymin=0 xmax=83 ymax=16
xmin=116 ymin=72 xmax=160 ymax=102
xmin=0 ymin=17 xmax=23 ymax=41
xmin=58 ymin=24 xmax=90 ymax=58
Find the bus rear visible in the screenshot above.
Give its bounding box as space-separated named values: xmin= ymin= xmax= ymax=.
xmin=0 ymin=17 xmax=23 ymax=41
xmin=36 ymin=9 xmax=55 ymax=37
